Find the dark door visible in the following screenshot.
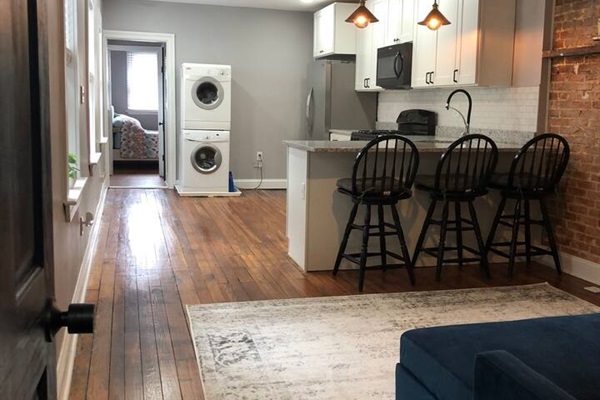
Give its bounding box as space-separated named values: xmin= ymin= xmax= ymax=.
xmin=1 ymin=0 xmax=57 ymax=398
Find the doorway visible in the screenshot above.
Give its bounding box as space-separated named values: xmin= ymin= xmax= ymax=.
xmin=103 ymin=31 xmax=177 ymax=188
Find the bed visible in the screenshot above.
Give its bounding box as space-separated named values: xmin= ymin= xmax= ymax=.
xmin=112 ymin=114 xmax=159 ymax=161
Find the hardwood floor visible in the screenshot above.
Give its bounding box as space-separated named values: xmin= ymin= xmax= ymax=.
xmin=110 ymin=162 xmax=167 ymax=188
xmin=68 ymin=189 xmax=600 ymax=400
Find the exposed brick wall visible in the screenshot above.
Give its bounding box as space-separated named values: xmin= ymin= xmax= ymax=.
xmin=547 ymin=0 xmax=600 ymax=263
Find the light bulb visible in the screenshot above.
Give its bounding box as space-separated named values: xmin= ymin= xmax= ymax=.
xmin=427 ymin=18 xmax=441 ymax=30
xmin=354 ymin=15 xmax=369 ymax=29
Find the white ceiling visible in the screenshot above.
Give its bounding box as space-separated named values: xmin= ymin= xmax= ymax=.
xmin=144 ymin=0 xmax=355 ymax=12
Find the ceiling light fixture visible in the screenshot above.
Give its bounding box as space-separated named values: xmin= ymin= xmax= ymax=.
xmin=345 ymin=0 xmax=379 ymax=29
xmin=418 ymin=0 xmax=451 ymax=31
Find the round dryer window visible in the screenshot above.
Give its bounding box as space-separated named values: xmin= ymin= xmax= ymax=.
xmin=191 ymin=144 xmax=222 ymax=174
xmin=192 ymin=77 xmax=224 ymax=110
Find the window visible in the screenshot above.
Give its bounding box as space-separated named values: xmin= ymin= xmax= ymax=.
xmin=64 ymin=0 xmax=79 ymax=176
xmin=126 ymin=52 xmax=159 ymax=112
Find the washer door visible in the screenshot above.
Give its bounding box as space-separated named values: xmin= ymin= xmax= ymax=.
xmin=191 ymin=77 xmax=224 ymax=110
xmin=190 ymin=143 xmax=222 ymax=174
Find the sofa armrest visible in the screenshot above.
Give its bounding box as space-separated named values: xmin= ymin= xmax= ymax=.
xmin=474 ymin=350 xmax=576 ymax=400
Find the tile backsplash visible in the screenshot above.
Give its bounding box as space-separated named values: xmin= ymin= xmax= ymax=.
xmin=378 ymin=86 xmax=539 ymax=143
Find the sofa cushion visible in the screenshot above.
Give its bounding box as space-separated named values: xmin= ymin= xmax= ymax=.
xmin=399 ymin=313 xmax=600 ymax=400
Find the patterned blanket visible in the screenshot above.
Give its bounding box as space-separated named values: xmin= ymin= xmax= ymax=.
xmin=112 ymin=114 xmax=159 ymax=159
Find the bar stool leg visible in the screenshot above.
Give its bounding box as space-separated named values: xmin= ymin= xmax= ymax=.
xmin=539 ymin=198 xmax=562 ymax=274
xmin=508 ymin=198 xmax=522 ymax=277
xmin=377 ymin=205 xmax=387 ymax=271
xmin=358 ymin=204 xmax=372 ymax=291
xmin=390 ymin=205 xmax=415 ymax=286
xmin=524 ymin=198 xmax=532 ymax=264
xmin=468 ymin=200 xmax=491 ymax=279
xmin=485 ymin=195 xmax=507 ymax=253
xmin=455 ymin=202 xmax=464 ymax=267
xmin=436 ymin=199 xmax=450 ymax=282
xmin=333 ymin=203 xmax=359 ymax=276
xmin=413 ymin=199 xmax=437 ymax=266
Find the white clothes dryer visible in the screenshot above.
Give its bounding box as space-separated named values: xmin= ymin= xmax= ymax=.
xmin=177 ymin=130 xmax=230 ymax=195
xmin=181 ymin=63 xmax=231 ymax=130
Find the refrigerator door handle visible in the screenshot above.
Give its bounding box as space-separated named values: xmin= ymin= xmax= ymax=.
xmin=306 ymin=87 xmax=314 ymax=136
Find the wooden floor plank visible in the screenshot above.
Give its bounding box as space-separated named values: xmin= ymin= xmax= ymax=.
xmin=69 ymin=188 xmax=600 ymax=400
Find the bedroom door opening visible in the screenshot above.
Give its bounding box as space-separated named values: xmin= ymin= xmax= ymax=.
xmin=107 ymin=40 xmax=166 ymax=188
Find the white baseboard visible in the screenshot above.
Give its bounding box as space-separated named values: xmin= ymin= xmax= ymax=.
xmin=234 ymin=179 xmax=287 ymax=190
xmin=540 ymin=252 xmax=600 ymax=285
xmin=57 ymin=184 xmax=108 ymax=400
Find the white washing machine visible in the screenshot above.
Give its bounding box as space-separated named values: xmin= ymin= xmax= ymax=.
xmin=176 ymin=130 xmax=230 ymax=195
xmin=181 ymin=63 xmax=231 ymax=130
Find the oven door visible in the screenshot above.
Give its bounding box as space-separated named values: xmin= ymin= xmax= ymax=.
xmin=376 ymin=42 xmax=413 ymax=89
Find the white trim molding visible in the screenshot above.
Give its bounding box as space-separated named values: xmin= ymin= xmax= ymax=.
xmin=234 ymin=179 xmax=287 ymax=190
xmin=541 ymin=253 xmax=600 ymax=286
xmin=102 ymin=30 xmax=177 ymax=188
xmin=57 ymin=184 xmax=108 ymax=400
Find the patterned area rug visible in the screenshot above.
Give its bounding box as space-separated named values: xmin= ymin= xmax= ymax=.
xmin=186 ymin=283 xmax=599 ymax=400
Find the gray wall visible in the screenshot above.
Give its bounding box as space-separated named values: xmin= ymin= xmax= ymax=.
xmin=102 ymin=0 xmax=314 ymax=180
xmin=110 ymin=48 xmax=160 ymax=130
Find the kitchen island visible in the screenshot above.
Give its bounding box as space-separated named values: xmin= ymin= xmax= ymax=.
xmin=285 ymin=138 xmax=526 ymax=272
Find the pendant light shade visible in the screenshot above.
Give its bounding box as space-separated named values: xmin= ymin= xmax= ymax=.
xmin=345 ymin=0 xmax=379 ymax=29
xmin=418 ymin=1 xmax=451 ymax=31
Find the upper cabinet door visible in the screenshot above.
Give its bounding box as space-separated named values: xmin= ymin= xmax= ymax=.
xmin=313 ymin=3 xmax=357 ymax=58
xmin=412 ymin=0 xmax=438 ymax=88
xmin=455 ymin=0 xmax=480 ymax=85
xmin=385 ymin=0 xmax=415 ymax=46
xmin=434 ymin=0 xmax=461 ymax=86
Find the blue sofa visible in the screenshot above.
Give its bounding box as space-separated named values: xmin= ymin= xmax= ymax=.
xmin=396 ymin=313 xmax=600 ymax=400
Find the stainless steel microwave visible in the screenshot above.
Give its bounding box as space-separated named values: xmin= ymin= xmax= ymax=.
xmin=376 ymin=42 xmax=412 ymax=89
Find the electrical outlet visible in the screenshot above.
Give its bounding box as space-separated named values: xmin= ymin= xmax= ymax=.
xmin=254 ymin=151 xmax=264 ymax=168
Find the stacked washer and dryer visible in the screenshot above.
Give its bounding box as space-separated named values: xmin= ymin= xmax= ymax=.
xmin=176 ymin=63 xmax=239 ymax=196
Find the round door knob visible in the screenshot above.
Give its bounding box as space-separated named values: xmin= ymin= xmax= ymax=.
xmin=45 ymin=301 xmax=95 ymax=342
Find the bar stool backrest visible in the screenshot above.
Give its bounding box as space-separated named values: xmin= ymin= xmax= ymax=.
xmin=508 ymin=133 xmax=570 ymax=192
xmin=351 ymin=134 xmax=419 ymax=198
xmin=434 ymin=134 xmax=498 ymax=194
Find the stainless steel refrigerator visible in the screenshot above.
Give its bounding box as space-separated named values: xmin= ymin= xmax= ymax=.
xmin=306 ymin=60 xmax=377 ymax=140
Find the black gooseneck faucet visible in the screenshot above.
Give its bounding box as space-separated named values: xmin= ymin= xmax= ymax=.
xmin=445 ymin=89 xmax=472 ymax=136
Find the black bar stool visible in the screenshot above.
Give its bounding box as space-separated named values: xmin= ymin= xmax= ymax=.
xmin=333 ymin=134 xmax=419 ymax=292
xmin=485 ymin=133 xmax=570 ymax=276
xmin=412 ymin=134 xmax=498 ymax=282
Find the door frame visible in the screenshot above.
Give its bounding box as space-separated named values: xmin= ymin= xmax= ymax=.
xmin=103 ymin=30 xmax=176 ymax=188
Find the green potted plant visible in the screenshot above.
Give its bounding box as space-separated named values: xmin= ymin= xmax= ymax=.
xmin=68 ymin=152 xmax=79 ymax=188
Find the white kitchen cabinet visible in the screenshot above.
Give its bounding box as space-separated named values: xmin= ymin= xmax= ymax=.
xmin=313 ymin=3 xmax=357 ymax=58
xmin=412 ymin=0 xmax=516 ymax=88
xmin=384 ymin=0 xmax=416 ymax=46
xmin=354 ymin=0 xmax=386 ymax=91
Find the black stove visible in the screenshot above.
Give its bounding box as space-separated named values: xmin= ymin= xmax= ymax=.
xmin=351 ymin=109 xmax=437 ymax=141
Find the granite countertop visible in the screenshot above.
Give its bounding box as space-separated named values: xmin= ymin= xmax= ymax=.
xmin=285 ymin=136 xmax=524 ymax=153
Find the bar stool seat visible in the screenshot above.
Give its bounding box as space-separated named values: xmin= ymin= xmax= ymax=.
xmin=412 ymin=134 xmax=498 ymax=282
xmin=333 ymin=134 xmax=419 ymax=291
xmin=485 ymin=133 xmax=570 ymax=276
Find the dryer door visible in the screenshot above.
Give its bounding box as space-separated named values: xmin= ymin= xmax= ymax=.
xmin=191 ymin=77 xmax=224 ymax=110
xmin=190 ymin=143 xmax=222 ymax=174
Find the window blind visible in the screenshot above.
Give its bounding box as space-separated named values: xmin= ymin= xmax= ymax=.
xmin=126 ymin=52 xmax=159 ymax=112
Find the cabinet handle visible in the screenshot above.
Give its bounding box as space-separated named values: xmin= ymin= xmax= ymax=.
xmin=425 ymin=72 xmax=430 ymax=84
xmin=430 ymin=71 xmax=434 ymax=85
xmin=366 ymin=78 xmax=370 ymax=88
xmin=453 ymin=69 xmax=458 ymax=83
xmin=319 ymin=50 xmax=324 ymax=53
xmin=363 ymin=78 xmax=367 ymax=88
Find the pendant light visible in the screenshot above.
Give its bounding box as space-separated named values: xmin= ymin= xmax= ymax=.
xmin=345 ymin=0 xmax=379 ymax=29
xmin=418 ymin=0 xmax=451 ymax=31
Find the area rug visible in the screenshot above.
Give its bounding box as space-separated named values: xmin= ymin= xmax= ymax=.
xmin=186 ymin=283 xmax=599 ymax=400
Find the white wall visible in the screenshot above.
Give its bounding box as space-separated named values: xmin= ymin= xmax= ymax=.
xmin=102 ymin=0 xmax=313 ymax=180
